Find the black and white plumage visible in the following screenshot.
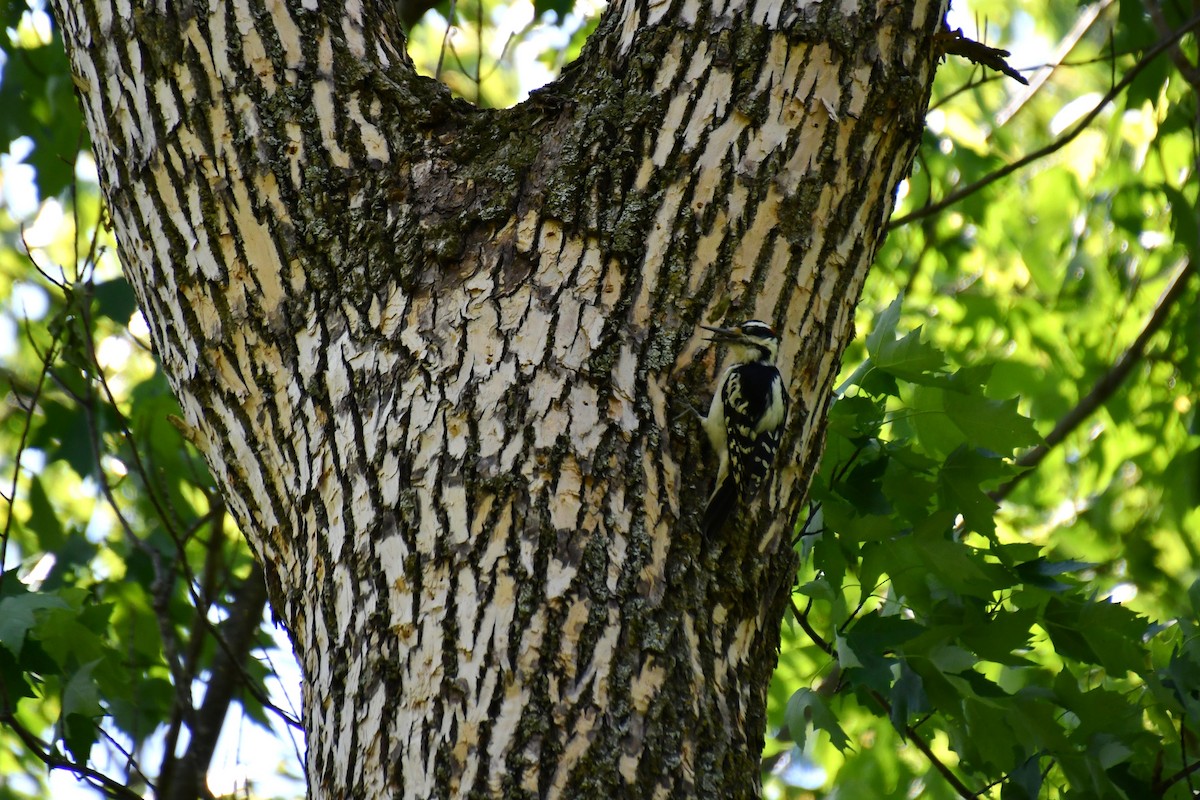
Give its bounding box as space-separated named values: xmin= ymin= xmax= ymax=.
xmin=698 ymin=320 xmax=788 ymax=537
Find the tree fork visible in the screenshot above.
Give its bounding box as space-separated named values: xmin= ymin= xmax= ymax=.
xmin=50 ymin=0 xmax=947 ymax=796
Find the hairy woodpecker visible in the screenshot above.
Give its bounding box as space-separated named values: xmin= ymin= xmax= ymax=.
xmin=698 ymin=320 xmax=788 ymax=537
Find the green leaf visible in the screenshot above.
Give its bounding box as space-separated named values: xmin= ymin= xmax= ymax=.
xmin=1163 ymin=184 xmax=1199 ymax=261
xmin=62 ymin=662 xmax=103 ymax=762
xmin=91 ymin=278 xmax=138 ymax=324
xmin=62 ymin=660 xmax=103 ymax=720
xmin=914 ymin=534 xmax=1014 ymax=597
xmin=0 ymin=644 xmax=36 ymax=702
xmin=34 ymin=603 xmax=108 ymax=666
xmin=1001 ymin=756 xmax=1043 ymax=800
xmin=874 ymin=327 xmax=946 ymax=382
xmin=962 ymin=697 xmax=1021 ymax=771
xmin=1013 ymin=557 xmax=1092 ymax=592
xmin=532 ymin=0 xmax=573 ymax=16
xmin=888 ymin=661 xmax=927 ymax=732
xmin=0 ymin=592 xmax=70 ymax=655
xmin=1041 ymin=597 xmax=1147 ymax=675
xmin=25 ymin=475 xmax=65 ymax=550
xmin=841 ymin=614 xmax=924 ymax=689
xmin=785 ymin=688 xmax=851 ymax=752
xmin=826 ymin=395 xmax=884 ymax=439
xmin=938 ymin=447 xmax=1009 ymax=536
xmin=865 ymin=295 xmax=903 ymax=359
xmin=942 ymin=392 xmax=1040 ymax=454
xmin=29 ymin=400 xmax=96 ymax=479
xmin=0 ymin=36 xmax=86 ymax=199
xmin=960 ymin=608 xmax=1035 ymax=665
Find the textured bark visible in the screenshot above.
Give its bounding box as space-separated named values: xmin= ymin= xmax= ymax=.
xmin=51 ymin=0 xmax=945 ymax=796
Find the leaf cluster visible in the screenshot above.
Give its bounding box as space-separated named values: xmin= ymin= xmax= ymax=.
xmin=767 ymin=2 xmax=1200 ymax=795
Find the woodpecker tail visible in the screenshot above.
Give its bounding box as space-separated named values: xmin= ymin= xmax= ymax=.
xmin=702 ymin=478 xmax=737 ymax=538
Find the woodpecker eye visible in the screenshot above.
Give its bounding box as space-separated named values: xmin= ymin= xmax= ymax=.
xmin=739 ymin=321 xmax=778 ymax=340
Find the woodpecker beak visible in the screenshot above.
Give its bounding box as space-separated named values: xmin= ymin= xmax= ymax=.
xmin=700 ymin=324 xmax=743 ymax=344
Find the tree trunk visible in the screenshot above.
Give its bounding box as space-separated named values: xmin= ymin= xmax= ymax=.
xmin=51 ymin=0 xmax=945 ymax=796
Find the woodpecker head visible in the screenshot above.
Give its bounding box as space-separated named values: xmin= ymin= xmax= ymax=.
xmin=701 ymin=319 xmax=780 ymax=364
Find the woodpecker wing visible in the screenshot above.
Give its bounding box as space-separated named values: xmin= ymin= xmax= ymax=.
xmin=721 ymin=363 xmax=787 ymax=494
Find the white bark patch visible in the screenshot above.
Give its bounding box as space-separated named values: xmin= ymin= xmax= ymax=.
xmin=341 ymin=5 xmax=367 ymax=59
xmin=512 ymin=304 xmax=552 ymax=372
xmin=378 ymin=533 xmax=414 ymax=628
xmin=444 ymin=482 xmax=470 ymax=545
xmin=568 ymin=382 xmax=602 ymax=456
xmin=652 ymin=92 xmax=690 ymax=167
xmin=476 ymin=360 xmax=516 ymax=463
xmin=235 ymin=2 xmax=276 ymax=92
xmin=314 ymin=35 xmax=352 ymax=168
xmin=692 ymin=116 xmax=740 ymax=212
xmin=498 ymin=290 xmax=532 ymax=345
xmin=639 ymin=450 xmax=673 ymax=595
xmin=317 ymin=455 xmax=345 ymax=556
xmin=549 ymin=704 xmax=598 ymax=795
xmin=527 ymin=369 xmax=561 ymax=420
xmin=616 ymin=0 xmax=643 ymax=57
xmin=750 ymin=0 xmax=784 ymax=25
xmin=266 ymin=0 xmax=304 ymax=69
xmin=350 ymin=473 xmax=373 ymax=532
xmin=516 ymin=209 xmax=540 ymax=252
xmin=360 ymin=684 xmax=388 ymax=798
xmin=230 ymin=181 xmax=288 ymax=316
xmin=445 ymin=409 xmax=470 ymax=461
xmin=651 ymin=37 xmax=687 ymax=95
xmin=535 ymin=224 xmax=568 ymax=286
xmin=683 ymin=70 xmax=732 ymax=150
xmin=635 ymin=189 xmax=681 ymax=324
xmin=646 ymin=0 xmax=671 ymax=26
xmin=347 ymin=94 xmax=390 ymax=163
xmin=552 ymin=294 xmax=584 ymax=368
xmin=557 ymin=598 xmax=591 ymax=681
xmin=549 ymin=456 xmax=583 ymax=534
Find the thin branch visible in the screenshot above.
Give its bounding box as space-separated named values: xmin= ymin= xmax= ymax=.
xmin=992 ymin=257 xmax=1195 ymax=501
xmin=96 ymin=726 xmax=154 ymax=790
xmin=938 ymin=30 xmax=1030 ymax=85
xmin=866 ymin=687 xmax=979 ymax=799
xmin=891 ymin=11 xmax=1200 ymax=230
xmin=1156 ymin=755 xmax=1200 ymax=794
xmin=1185 ymin=720 xmax=1196 ymax=795
xmin=791 ymin=598 xmax=833 ymax=654
xmin=993 ymin=0 xmax=1115 ymax=128
xmin=0 ymin=711 xmax=145 ymax=800
xmin=0 ymin=315 xmax=61 ymax=593
xmin=790 ymin=598 xmax=980 ymax=798
xmin=161 ymin=563 xmax=270 ymax=800
xmin=1147 ymin=0 xmax=1200 ymax=85
xmin=435 ymin=0 xmax=457 ymax=81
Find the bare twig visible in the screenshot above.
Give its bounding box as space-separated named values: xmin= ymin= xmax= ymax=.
xmin=938 ymin=29 xmax=1030 ymax=85
xmin=435 ymin=0 xmax=458 ymax=81
xmin=994 ymin=0 xmax=1115 ymax=128
xmin=993 ymin=258 xmax=1195 ymax=501
xmin=892 ymin=11 xmax=1200 ymax=230
xmin=161 ymin=563 xmax=270 ymax=800
xmin=0 ymin=711 xmax=146 ymax=800
xmin=1147 ymin=0 xmax=1200 ymax=84
xmin=1156 ymin=755 xmax=1200 ymax=795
